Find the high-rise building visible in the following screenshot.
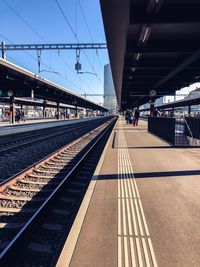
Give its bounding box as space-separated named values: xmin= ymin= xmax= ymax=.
xmin=104 ymin=63 xmax=118 ymax=114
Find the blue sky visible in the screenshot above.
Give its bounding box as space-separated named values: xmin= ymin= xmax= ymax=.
xmin=0 ymin=0 xmax=109 ymax=104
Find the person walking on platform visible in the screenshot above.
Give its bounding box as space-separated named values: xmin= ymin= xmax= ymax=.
xmin=125 ymin=110 xmax=130 ymax=124
xmin=15 ymin=109 xmax=20 ymax=123
xmin=21 ymin=110 xmax=25 ymax=122
xmin=133 ymin=109 xmax=140 ymax=126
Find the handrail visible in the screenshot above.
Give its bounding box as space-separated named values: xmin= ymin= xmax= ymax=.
xmin=184 ymin=118 xmax=194 ymax=139
xmin=184 ymin=117 xmax=199 ymax=146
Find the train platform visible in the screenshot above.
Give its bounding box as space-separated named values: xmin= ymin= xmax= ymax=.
xmin=0 ymin=117 xmax=102 ymax=137
xmin=56 ymin=116 xmax=200 ymax=267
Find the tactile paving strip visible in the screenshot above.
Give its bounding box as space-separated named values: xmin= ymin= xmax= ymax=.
xmin=117 ymin=119 xmax=158 ymax=267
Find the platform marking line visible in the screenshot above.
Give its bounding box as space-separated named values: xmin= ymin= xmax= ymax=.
xmin=136 ymin=238 xmax=144 ymax=267
xmin=118 ymin=236 xmax=122 ymax=267
xmin=117 ymin=118 xmax=158 ymax=267
xmin=134 ymin=198 xmax=144 ymax=236
xmin=130 ymin=237 xmax=137 ymax=267
xmin=124 ymin=236 xmax=129 ymax=267
xmin=142 ymin=238 xmax=151 ymax=267
xmin=130 ymin=198 xmax=138 ymax=236
xmin=126 ymin=198 xmax=133 ymax=236
xmin=148 ymin=238 xmax=158 ymax=267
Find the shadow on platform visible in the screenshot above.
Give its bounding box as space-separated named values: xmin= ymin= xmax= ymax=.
xmin=96 ymin=169 xmax=200 ymax=180
xmin=116 ymin=146 xmax=171 ymax=149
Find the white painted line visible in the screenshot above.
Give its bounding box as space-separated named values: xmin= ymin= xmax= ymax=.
xmin=124 ymin=178 xmax=129 ymax=198
xmin=127 ymin=177 xmax=132 ymax=199
xmin=118 ymin=199 xmax=122 ymax=236
xmin=118 ymin=178 xmax=121 ymax=199
xmin=124 ymin=236 xmax=129 ymax=267
xmin=136 ymin=238 xmax=144 ymax=267
xmin=142 ymin=238 xmax=151 ymax=267
xmin=139 ymin=199 xmax=150 ymax=236
xmin=148 ymin=238 xmax=159 ymax=267
xmin=122 ymin=198 xmax=127 ymax=236
xmin=118 ymin=119 xmax=158 ymax=267
xmin=134 ymin=199 xmax=144 ymax=236
xmin=118 ymin=236 xmax=122 ymax=267
xmin=130 ymin=237 xmax=137 ymax=267
xmin=124 ymin=156 xmax=132 ymax=199
xmin=133 ymin=179 xmax=140 ymax=199
xmin=122 ymin=154 xmax=129 ymax=199
xmin=118 ymin=148 xmax=121 ymax=199
xmin=121 ymin=178 xmax=125 ymax=199
xmin=130 ymin=198 xmax=138 ymax=236
xmin=126 ymin=198 xmax=133 ymax=236
xmin=130 ymin=178 xmax=136 ymax=199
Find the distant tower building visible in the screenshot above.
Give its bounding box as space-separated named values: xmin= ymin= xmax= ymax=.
xmin=104 ymin=63 xmax=118 ymax=114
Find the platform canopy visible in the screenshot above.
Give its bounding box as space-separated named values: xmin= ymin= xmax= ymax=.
xmin=100 ymin=0 xmax=200 ymax=110
xmin=0 ymin=59 xmax=108 ymax=112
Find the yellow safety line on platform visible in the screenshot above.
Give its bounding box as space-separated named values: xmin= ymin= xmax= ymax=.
xmin=117 ymin=118 xmax=158 ymax=267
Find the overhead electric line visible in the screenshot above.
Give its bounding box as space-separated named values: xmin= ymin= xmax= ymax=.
xmin=0 ymin=34 xmax=87 ymax=95
xmin=55 ymin=0 xmax=104 ymax=86
xmin=77 ymin=0 xmax=104 ymax=73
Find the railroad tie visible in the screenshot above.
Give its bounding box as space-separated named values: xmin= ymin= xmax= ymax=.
xmin=0 ymin=222 xmax=24 ymax=229
xmin=60 ymin=197 xmax=76 ymax=203
xmin=28 ymin=243 xmax=52 ymax=254
xmin=52 ymin=209 xmax=70 ymax=216
xmin=42 ymin=223 xmax=63 ymax=231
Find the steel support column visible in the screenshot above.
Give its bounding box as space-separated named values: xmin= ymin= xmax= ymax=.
xmin=188 ymin=105 xmax=191 ymax=116
xmin=57 ymin=102 xmax=60 ymax=119
xmin=9 ymin=97 xmax=15 ymax=124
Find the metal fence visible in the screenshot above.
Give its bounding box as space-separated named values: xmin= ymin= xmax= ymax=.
xmin=148 ymin=116 xmax=200 ymax=147
xmin=148 ymin=117 xmax=176 ymax=145
xmin=176 ymin=117 xmax=200 ymax=146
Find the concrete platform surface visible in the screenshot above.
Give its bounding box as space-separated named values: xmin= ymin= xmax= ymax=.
xmin=56 ymin=117 xmax=200 ymax=267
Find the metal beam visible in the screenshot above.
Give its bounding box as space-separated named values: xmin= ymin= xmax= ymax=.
xmin=80 ymin=94 xmax=115 ymax=97
xmin=130 ymin=4 xmax=200 ymax=24
xmin=126 ymin=41 xmax=200 ymax=54
xmin=154 ymin=49 xmax=200 ymax=89
xmin=0 ymin=43 xmax=107 ymax=51
xmin=125 ymin=66 xmax=200 ymax=70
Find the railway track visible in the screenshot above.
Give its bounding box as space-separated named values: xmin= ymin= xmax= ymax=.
xmin=0 ymin=117 xmax=112 ymax=183
xmin=0 ymin=117 xmax=116 ymax=266
xmin=0 ymin=118 xmax=104 ymax=154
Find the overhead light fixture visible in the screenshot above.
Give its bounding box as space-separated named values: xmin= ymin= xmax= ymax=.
xmin=143 ymin=26 xmax=151 ymax=43
xmin=147 ymin=0 xmax=162 ymax=14
xmin=139 ymin=25 xmax=151 ymax=45
xmin=134 ymin=53 xmax=142 ymax=61
xmin=6 ymin=74 xmax=14 ymax=80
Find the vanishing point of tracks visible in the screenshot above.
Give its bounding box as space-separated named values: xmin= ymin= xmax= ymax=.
xmin=0 ymin=116 xmax=116 ymax=267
